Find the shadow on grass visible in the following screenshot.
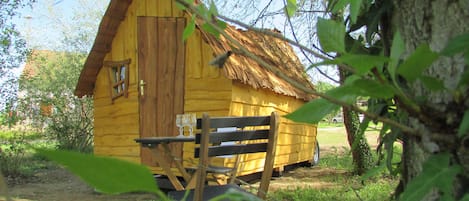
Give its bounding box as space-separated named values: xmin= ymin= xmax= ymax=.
xmin=267 ymin=147 xmax=398 ymax=201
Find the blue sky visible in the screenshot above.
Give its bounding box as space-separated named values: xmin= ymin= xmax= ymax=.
xmin=14 ymin=0 xmax=109 ymax=50
xmin=12 ymin=0 xmax=336 ymax=83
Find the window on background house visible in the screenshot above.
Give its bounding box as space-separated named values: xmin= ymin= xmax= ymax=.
xmin=104 ymin=59 xmax=131 ymax=102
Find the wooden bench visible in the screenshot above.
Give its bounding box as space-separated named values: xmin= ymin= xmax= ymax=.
xmin=168 ymin=112 xmax=279 ymax=201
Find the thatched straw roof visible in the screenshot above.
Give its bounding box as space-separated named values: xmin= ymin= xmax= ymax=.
xmin=203 ymin=26 xmax=314 ymax=100
xmin=75 ymin=0 xmax=315 ymax=101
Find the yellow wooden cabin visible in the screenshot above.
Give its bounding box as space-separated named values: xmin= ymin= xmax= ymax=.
xmin=75 ymin=0 xmax=318 ymax=178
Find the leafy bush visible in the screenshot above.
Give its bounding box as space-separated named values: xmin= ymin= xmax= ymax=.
xmin=17 ymin=51 xmax=94 ymax=153
xmin=0 ymin=110 xmax=20 ymax=128
xmin=44 ymin=96 xmax=94 ymax=153
xmin=0 ymin=132 xmax=28 ymax=177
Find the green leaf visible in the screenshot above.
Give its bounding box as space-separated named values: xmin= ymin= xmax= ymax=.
xmin=389 ymin=32 xmax=404 ymax=81
xmin=361 ymin=163 xmax=386 ymax=181
xmin=285 ymin=98 xmax=339 ymax=124
xmin=397 ymin=44 xmax=439 ymax=82
xmin=349 ymin=0 xmax=363 ymax=24
xmin=307 ymin=59 xmax=341 ymax=71
xmin=175 ymin=0 xmax=193 ymax=11
xmin=337 ymin=53 xmax=389 ymax=75
xmin=441 ymin=33 xmax=469 ymax=56
xmin=201 ymin=23 xmax=220 ymax=38
xmin=458 ymin=110 xmax=469 ymax=137
xmin=196 ymin=3 xmax=210 ymax=18
xmin=175 ymin=2 xmax=186 ymax=10
xmin=465 ymin=52 xmax=469 ymax=66
xmin=457 ymin=70 xmax=469 ymax=88
xmin=419 ymin=76 xmax=446 ymax=91
xmin=317 ymin=18 xmax=346 ymax=53
xmin=208 ymin=0 xmax=218 ymax=16
xmin=182 ymin=16 xmax=196 ymax=42
xmin=400 ymin=153 xmax=461 ymax=201
xmin=216 ymin=19 xmax=227 ymax=30
xmin=212 ymin=188 xmax=262 ymax=201
xmin=382 ymin=131 xmax=399 ymax=175
xmin=285 ymin=0 xmax=297 ymax=17
xmin=461 ymin=194 xmax=469 ymax=201
xmin=348 ymin=79 xmax=396 ymax=98
xmin=285 ymin=86 xmax=357 ymax=124
xmin=330 ymin=0 xmax=349 ymax=13
xmin=343 ymin=74 xmax=361 ymax=85
xmin=360 ymin=1 xmax=392 ymax=43
xmin=37 ymin=149 xmax=162 ymax=195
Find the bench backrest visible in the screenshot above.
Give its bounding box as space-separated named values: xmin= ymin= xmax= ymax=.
xmin=193 ymin=112 xmax=279 ymax=200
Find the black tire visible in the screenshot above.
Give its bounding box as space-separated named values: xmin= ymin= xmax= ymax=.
xmin=332 ymin=119 xmax=337 ymax=123
xmin=311 ymin=141 xmax=320 ymax=166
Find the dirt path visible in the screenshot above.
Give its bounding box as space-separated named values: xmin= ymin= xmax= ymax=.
xmin=4 ymin=167 xmax=157 ymax=201
xmin=2 ymin=148 xmax=349 ymax=201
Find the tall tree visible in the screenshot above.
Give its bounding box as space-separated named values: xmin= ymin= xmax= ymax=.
xmin=16 ymin=0 xmax=107 ymax=151
xmin=339 ymin=69 xmax=374 ymax=175
xmin=0 ymin=1 xmax=35 ymax=112
xmin=333 ymin=11 xmax=374 ymax=175
xmin=392 ymin=1 xmax=469 ymax=199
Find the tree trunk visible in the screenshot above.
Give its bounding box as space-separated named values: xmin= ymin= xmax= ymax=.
xmin=342 ymin=106 xmax=374 ymax=174
xmin=394 ymin=0 xmax=469 ymax=199
xmin=339 ymin=68 xmax=374 ymax=175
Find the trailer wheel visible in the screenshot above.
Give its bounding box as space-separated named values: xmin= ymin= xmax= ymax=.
xmin=311 ymin=141 xmax=320 ymax=166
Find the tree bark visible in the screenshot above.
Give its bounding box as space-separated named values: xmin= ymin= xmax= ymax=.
xmin=339 ymin=69 xmax=374 ymax=175
xmin=393 ymin=0 xmax=469 ymax=199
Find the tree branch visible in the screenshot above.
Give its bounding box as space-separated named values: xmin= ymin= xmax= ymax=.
xmin=174 ymin=0 xmax=457 ymax=144
xmin=281 ymin=0 xmax=339 ymax=83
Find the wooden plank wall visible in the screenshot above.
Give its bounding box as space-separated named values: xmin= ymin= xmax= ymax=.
xmin=180 ymin=18 xmax=233 ymax=171
xmin=228 ymin=81 xmax=318 ymax=176
xmin=93 ymin=0 xmax=186 ymax=165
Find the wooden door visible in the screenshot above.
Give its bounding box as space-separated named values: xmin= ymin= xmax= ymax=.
xmin=138 ymin=17 xmax=185 ymax=166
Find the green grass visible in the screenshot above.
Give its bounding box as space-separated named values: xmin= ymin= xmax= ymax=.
xmin=1 ymin=129 xmax=57 ymax=177
xmin=316 ymin=124 xmax=381 ymax=148
xmin=0 ymin=130 xmax=42 ymax=140
xmin=318 ymin=149 xmax=354 ymax=170
xmin=318 ymin=121 xmax=344 ymax=128
xmin=269 ymin=179 xmax=397 ymax=201
xmin=268 ymin=152 xmax=399 ymax=201
xmin=268 ymin=128 xmax=400 ymax=201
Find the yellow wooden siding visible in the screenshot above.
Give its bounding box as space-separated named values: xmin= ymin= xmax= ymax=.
xmin=228 ymin=82 xmax=317 ymax=175
xmin=183 ymin=28 xmax=232 ymax=114
xmin=93 ymin=1 xmax=139 ymax=162
xmin=180 ymin=27 xmax=233 ymax=172
xmin=93 ymin=0 xmax=188 ymax=165
xmin=136 ymin=0 xmax=184 ymax=17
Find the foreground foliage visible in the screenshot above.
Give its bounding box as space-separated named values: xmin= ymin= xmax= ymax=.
xmin=0 ymin=0 xmax=35 ymax=111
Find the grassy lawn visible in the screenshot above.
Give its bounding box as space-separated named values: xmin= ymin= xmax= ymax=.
xmin=1 ymin=129 xmax=56 ymax=178
xmin=267 ymin=123 xmax=399 ymax=201
xmin=268 ymin=149 xmax=399 ymax=201
xmin=316 ymin=122 xmax=382 ymax=148
xmin=269 ymin=177 xmax=397 ymax=201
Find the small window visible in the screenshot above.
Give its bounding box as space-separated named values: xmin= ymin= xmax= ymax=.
xmin=104 ymin=59 xmax=131 ymax=101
